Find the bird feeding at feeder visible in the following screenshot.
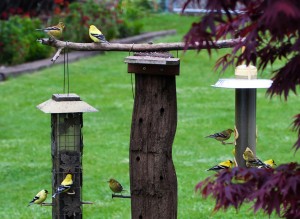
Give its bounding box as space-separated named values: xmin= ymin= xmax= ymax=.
xmin=206 ymin=160 xmax=234 ymax=172
xmin=108 ymin=178 xmax=126 ymax=195
xmin=52 ymin=174 xmax=73 ymax=198
xmin=259 ymin=159 xmax=276 ymax=169
xmin=243 ymin=147 xmax=270 ymax=168
xmin=28 ymin=189 xmax=48 ymax=207
xmin=205 ymin=129 xmax=234 ymax=145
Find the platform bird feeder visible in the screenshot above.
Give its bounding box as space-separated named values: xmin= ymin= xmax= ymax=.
xmin=37 ymin=94 xmax=97 ymax=219
xmin=125 ymin=53 xmax=179 ymax=218
xmin=212 ymin=64 xmax=272 ymax=167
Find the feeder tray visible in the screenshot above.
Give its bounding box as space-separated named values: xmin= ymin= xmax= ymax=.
xmin=212 ymin=64 xmax=272 ymax=89
xmin=212 ymin=78 xmax=273 ymax=89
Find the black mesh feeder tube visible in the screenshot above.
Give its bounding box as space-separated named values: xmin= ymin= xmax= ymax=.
xmin=212 ymin=65 xmax=272 ymax=168
xmin=37 ymin=94 xmax=97 ymax=219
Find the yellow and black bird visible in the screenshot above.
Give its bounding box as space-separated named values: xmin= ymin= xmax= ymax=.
xmin=28 ymin=189 xmax=48 ymax=206
xmin=89 ymin=25 xmax=110 ymax=44
xmin=52 ymin=174 xmax=73 ymax=198
xmin=206 ymin=160 xmax=234 ymax=172
xmin=36 ymin=22 xmax=65 ymax=39
xmin=206 ymin=129 xmax=234 ymax=145
xmin=243 ymin=147 xmax=268 ymax=168
xmin=108 ymin=178 xmax=125 ymax=194
xmin=258 ymin=159 xmax=277 ymax=169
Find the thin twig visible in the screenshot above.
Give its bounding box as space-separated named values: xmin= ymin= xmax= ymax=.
xmin=51 ymin=47 xmax=63 ymax=63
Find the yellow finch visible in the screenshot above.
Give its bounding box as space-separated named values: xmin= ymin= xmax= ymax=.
xmin=243 ymin=147 xmax=267 ymax=168
xmin=206 ymin=129 xmax=234 ymax=145
xmin=108 ymin=178 xmax=125 ymax=194
xmin=52 ymin=174 xmax=73 ymax=198
xmin=206 ymin=160 xmax=234 ymax=172
xmin=36 ymin=22 xmax=65 ymax=39
xmin=28 ymin=189 xmax=48 ymax=207
xmin=258 ymin=159 xmax=277 ymax=169
xmin=89 ymin=25 xmax=109 ymax=43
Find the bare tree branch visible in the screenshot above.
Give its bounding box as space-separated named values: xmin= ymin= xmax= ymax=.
xmin=38 ymin=38 xmax=243 ymax=52
xmin=51 ymin=47 xmax=63 ymax=63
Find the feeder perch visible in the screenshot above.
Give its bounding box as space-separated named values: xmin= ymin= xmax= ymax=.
xmin=37 ymin=94 xmax=97 ymax=219
xmin=212 ymin=64 xmax=272 ymax=167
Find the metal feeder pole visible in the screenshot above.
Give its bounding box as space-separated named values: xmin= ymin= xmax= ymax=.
xmin=37 ymin=94 xmax=97 ymax=219
xmin=235 ymin=65 xmax=257 ymax=167
xmin=235 ymin=88 xmax=256 ymax=167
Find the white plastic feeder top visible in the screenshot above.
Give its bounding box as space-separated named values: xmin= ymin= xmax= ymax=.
xmin=212 ymin=64 xmax=273 ymax=89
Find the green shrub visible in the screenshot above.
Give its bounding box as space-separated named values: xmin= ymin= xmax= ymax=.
xmin=52 ymin=0 xmax=145 ymax=43
xmin=55 ymin=0 xmax=120 ymax=43
xmin=0 ymin=16 xmax=52 ymax=65
xmin=117 ymin=0 xmax=144 ymax=38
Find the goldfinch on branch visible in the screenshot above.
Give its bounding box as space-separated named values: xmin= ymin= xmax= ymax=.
xmin=206 ymin=160 xmax=234 ymax=172
xmin=243 ymin=147 xmax=268 ymax=168
xmin=89 ymin=25 xmax=110 ymax=43
xmin=206 ymin=129 xmax=234 ymax=145
xmin=52 ymin=174 xmax=73 ymax=198
xmin=36 ymin=22 xmax=65 ymax=39
xmin=108 ymin=178 xmax=125 ymax=194
xmin=28 ymin=189 xmax=48 ymax=206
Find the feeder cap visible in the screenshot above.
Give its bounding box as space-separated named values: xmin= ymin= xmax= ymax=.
xmin=235 ymin=64 xmax=257 ymax=79
xmin=37 ymin=93 xmax=98 ymax=113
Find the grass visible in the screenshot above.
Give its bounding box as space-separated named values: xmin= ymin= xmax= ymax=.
xmin=0 ymin=13 xmax=299 ymax=219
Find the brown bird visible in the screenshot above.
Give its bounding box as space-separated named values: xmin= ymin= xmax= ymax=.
xmin=243 ymin=147 xmax=268 ymax=168
xmin=108 ymin=178 xmax=125 ymax=194
xmin=206 ymin=129 xmax=234 ymax=145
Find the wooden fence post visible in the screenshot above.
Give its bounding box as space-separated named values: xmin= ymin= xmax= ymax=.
xmin=125 ymin=53 xmax=179 ymax=219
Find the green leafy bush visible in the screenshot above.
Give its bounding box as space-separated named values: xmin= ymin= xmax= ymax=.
xmin=0 ymin=16 xmax=52 ymax=65
xmin=117 ymin=0 xmax=144 ymax=38
xmin=53 ymin=0 xmax=145 ymax=43
xmin=56 ymin=0 xmax=120 ymax=43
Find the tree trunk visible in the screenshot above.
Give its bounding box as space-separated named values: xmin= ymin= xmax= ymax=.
xmin=129 ymin=73 xmax=178 ymax=219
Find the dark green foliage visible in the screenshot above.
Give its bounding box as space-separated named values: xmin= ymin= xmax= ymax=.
xmin=59 ymin=0 xmax=145 ymax=43
xmin=0 ymin=16 xmax=52 ymax=65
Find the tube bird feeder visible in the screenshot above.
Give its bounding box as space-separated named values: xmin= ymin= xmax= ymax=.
xmin=212 ymin=65 xmax=272 ymax=167
xmin=37 ymin=94 xmax=97 ymax=219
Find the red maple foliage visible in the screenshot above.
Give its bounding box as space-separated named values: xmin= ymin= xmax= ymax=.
xmin=183 ymin=0 xmax=300 ymax=150
xmin=183 ymin=0 xmax=300 ymax=217
xmin=196 ymin=164 xmax=300 ymax=218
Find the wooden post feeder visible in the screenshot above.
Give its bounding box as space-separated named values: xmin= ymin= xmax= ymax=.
xmin=212 ymin=64 xmax=272 ymax=167
xmin=37 ymin=94 xmax=97 ymax=219
xmin=124 ymin=53 xmax=179 ymax=218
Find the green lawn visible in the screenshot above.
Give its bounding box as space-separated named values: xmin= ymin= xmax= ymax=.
xmin=0 ymin=13 xmax=299 ymax=219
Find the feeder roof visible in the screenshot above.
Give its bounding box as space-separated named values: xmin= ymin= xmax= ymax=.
xmin=212 ymin=78 xmax=273 ymax=89
xmin=37 ymin=94 xmax=98 ymax=113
